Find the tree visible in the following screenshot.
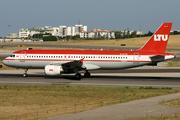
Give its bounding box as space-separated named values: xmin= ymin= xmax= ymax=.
xmin=173 ymin=31 xmax=178 ymax=35
xmin=115 ymin=31 xmax=122 ymax=39
xmin=123 ymin=30 xmax=126 ymax=38
xmin=32 ymin=34 xmax=43 ymax=39
xmin=130 ymin=31 xmax=137 ymax=38
xmin=28 ymin=34 xmax=31 ymax=39
xmin=126 ymin=28 xmax=130 ymax=38
xmin=66 ymin=36 xmax=70 ymax=40
xmin=43 ymin=36 xmax=57 ymax=41
xmin=44 ymin=33 xmax=52 ymax=35
xmin=72 ymin=35 xmax=80 ymax=39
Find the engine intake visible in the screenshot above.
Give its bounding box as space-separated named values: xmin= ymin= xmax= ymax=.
xmin=44 ymin=65 xmax=64 ymax=76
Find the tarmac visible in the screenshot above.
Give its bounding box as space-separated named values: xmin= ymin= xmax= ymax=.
xmin=45 ymin=93 xmax=180 ymax=120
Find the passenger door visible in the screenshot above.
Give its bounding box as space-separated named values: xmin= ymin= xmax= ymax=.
xmin=20 ymin=51 xmax=26 ymax=62
xmin=133 ymin=53 xmax=139 ymax=63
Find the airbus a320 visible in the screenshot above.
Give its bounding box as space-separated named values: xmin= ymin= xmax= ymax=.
xmin=3 ymin=23 xmax=175 ymax=80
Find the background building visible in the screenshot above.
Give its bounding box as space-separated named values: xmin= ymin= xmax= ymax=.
xmin=19 ymin=24 xmax=87 ymax=38
xmin=79 ymin=29 xmax=115 ymax=39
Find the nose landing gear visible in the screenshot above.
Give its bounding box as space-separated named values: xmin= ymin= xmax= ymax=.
xmin=23 ymin=68 xmax=28 ymax=77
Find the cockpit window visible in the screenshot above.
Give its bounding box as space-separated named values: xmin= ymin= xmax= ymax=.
xmin=9 ymin=54 xmax=15 ymax=57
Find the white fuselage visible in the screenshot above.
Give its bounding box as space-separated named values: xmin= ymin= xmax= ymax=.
xmin=3 ymin=51 xmax=175 ymax=70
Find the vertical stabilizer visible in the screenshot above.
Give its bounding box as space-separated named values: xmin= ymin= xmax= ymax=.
xmin=138 ymin=23 xmax=172 ymax=53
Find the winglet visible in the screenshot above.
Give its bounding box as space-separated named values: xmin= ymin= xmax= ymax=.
xmin=138 ymin=23 xmax=172 ymax=53
xmin=79 ymin=58 xmax=84 ymax=63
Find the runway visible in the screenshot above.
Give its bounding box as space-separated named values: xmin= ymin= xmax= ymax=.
xmin=0 ymin=67 xmax=180 ymax=88
xmin=0 ymin=49 xmax=180 ymax=88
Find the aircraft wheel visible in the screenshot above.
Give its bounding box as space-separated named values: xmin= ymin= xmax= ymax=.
xmin=84 ymin=72 xmax=91 ymax=77
xmin=23 ymin=73 xmax=28 ymax=77
xmin=75 ymin=73 xmax=81 ymax=80
xmin=23 ymin=68 xmax=28 ymax=77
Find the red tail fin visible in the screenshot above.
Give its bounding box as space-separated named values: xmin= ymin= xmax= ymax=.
xmin=138 ymin=23 xmax=172 ymax=53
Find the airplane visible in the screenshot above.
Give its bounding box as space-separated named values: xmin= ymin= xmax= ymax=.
xmin=3 ymin=23 xmax=175 ymax=80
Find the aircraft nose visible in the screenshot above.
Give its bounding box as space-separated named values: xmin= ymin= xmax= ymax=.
xmin=3 ymin=59 xmax=8 ymax=66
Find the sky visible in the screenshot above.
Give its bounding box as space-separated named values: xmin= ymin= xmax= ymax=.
xmin=0 ymin=0 xmax=180 ymax=37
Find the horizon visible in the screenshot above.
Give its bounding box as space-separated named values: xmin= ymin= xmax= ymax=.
xmin=1 ymin=0 xmax=180 ymax=37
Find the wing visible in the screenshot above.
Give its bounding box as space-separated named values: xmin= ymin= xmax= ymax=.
xmin=61 ymin=58 xmax=85 ymax=70
xmin=49 ymin=58 xmax=100 ymax=73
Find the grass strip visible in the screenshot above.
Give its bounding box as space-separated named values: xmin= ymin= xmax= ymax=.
xmin=167 ymin=61 xmax=180 ymax=67
xmin=0 ymin=85 xmax=180 ymax=120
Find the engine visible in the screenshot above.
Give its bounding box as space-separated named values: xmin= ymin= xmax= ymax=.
xmin=44 ymin=65 xmax=64 ymax=76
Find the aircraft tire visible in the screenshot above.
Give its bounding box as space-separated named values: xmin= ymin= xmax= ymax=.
xmin=75 ymin=73 xmax=81 ymax=80
xmin=23 ymin=73 xmax=28 ymax=77
xmin=84 ymin=72 xmax=91 ymax=77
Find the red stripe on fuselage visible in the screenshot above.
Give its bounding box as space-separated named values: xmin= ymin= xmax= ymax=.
xmin=13 ymin=50 xmax=174 ymax=56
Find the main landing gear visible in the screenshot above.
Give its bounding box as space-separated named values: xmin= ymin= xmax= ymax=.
xmin=84 ymin=71 xmax=91 ymax=77
xmin=74 ymin=71 xmax=91 ymax=80
xmin=75 ymin=71 xmax=91 ymax=80
xmin=75 ymin=73 xmax=81 ymax=80
xmin=23 ymin=68 xmax=28 ymax=77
